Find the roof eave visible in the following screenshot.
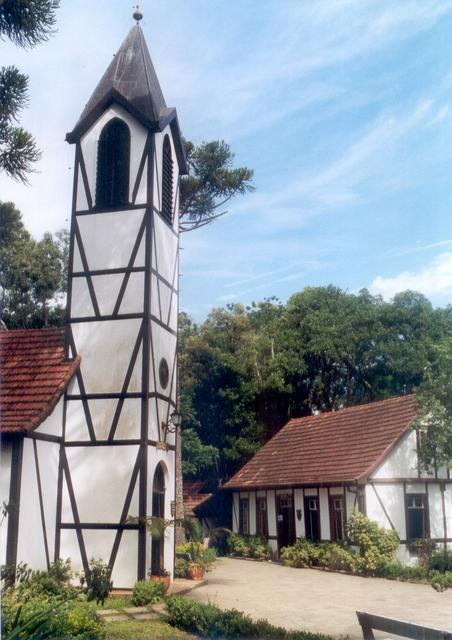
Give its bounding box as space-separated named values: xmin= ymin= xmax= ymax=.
xmin=66 ymin=89 xmax=161 ymax=143
xmin=0 ymin=355 xmax=80 ymax=436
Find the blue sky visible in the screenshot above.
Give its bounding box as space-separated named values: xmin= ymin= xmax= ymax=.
xmin=1 ymin=1 xmax=452 ymax=320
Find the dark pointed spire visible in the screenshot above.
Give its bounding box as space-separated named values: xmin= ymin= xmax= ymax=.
xmin=67 ymin=25 xmax=168 ymax=140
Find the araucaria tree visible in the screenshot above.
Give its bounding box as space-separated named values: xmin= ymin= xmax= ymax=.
xmin=0 ymin=0 xmax=59 ymax=182
xmin=179 ymin=139 xmax=254 ymax=232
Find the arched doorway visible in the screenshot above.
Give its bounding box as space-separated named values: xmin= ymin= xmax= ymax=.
xmin=151 ymin=463 xmax=165 ymax=575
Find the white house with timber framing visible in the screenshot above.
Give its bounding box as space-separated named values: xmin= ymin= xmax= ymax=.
xmin=0 ymin=17 xmax=186 ymax=587
xmin=225 ymin=395 xmax=452 ymax=563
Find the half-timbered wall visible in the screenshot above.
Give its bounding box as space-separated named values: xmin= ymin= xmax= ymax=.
xmin=368 ymin=429 xmax=452 ymax=562
xmin=0 ymin=441 xmax=12 ymax=565
xmin=61 ymin=103 xmax=180 ymax=586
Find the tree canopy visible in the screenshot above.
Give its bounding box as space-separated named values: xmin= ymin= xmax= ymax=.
xmin=179 ymin=139 xmax=254 ymax=232
xmin=0 ymin=0 xmax=59 ymax=182
xmin=179 ymin=288 xmax=452 ymax=481
xmin=0 ymin=201 xmax=67 ymax=327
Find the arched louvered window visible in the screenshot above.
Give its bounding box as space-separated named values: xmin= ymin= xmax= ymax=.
xmin=161 ymin=135 xmax=173 ymax=224
xmin=95 ymin=118 xmax=130 ymax=208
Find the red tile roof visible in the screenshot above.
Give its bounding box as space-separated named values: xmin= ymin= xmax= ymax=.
xmin=0 ymin=328 xmax=80 ymax=434
xmin=225 ymin=395 xmax=418 ymax=489
xmin=183 ymin=480 xmax=213 ymax=516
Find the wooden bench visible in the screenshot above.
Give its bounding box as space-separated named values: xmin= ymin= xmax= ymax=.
xmin=356 ymin=611 xmax=452 ymax=640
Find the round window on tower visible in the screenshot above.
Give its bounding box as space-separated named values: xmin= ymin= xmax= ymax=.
xmin=159 ymin=358 xmax=169 ymax=389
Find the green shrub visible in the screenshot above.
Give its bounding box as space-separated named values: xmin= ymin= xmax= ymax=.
xmin=226 ymin=533 xmax=271 ymax=561
xmin=174 ymin=557 xmax=189 ymax=578
xmin=429 ymin=549 xmax=452 ymax=572
xmin=430 ymin=570 xmax=452 ymax=592
xmin=318 ymin=543 xmax=355 ymax=572
xmin=2 ymin=592 xmax=105 ymax=640
xmin=166 ymin=595 xmax=333 ymax=639
xmin=83 ymin=559 xmax=112 ymax=605
xmin=48 ymin=558 xmax=72 ymax=583
xmin=176 ymin=541 xmax=217 ymax=569
xmin=281 ymin=539 xmax=314 ymax=568
xmin=346 ymin=510 xmax=399 ymax=574
xmin=131 ymin=579 xmax=165 ymax=606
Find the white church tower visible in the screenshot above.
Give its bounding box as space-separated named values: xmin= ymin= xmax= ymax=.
xmin=59 ymin=13 xmax=187 ymax=587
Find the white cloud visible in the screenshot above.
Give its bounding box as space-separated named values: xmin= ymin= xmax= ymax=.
xmin=369 ymin=252 xmax=452 ymax=300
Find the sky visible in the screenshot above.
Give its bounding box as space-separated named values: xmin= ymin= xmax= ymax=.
xmin=1 ymin=0 xmax=452 ymax=320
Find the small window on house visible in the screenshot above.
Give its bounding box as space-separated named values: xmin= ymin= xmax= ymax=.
xmin=239 ymin=498 xmax=249 ymax=535
xmin=406 ymin=493 xmax=428 ymax=540
xmin=329 ymin=496 xmax=345 ymax=541
xmin=256 ymin=497 xmax=268 ymax=538
xmin=96 ymin=118 xmax=130 ymax=209
xmin=161 ymin=135 xmax=173 ymax=224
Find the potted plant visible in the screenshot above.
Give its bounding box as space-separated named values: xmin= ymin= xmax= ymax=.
xmin=188 ymin=561 xmax=205 ymax=580
xmin=148 ymin=568 xmax=171 ymax=593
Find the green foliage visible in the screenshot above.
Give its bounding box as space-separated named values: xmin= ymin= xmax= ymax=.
xmin=83 ymin=559 xmax=112 ymax=606
xmin=0 ymin=1 xmax=59 ymax=181
xmin=0 ymin=202 xmax=68 ymax=327
xmin=2 ymin=593 xmax=105 ymax=640
xmin=179 ymin=139 xmax=254 ymax=232
xmin=226 ymin=533 xmax=271 ymax=561
xmin=346 ymin=511 xmax=399 ymax=574
xmin=131 ymin=580 xmax=165 ymax=606
xmin=281 ymin=539 xmax=356 ymax=572
xmin=430 ymin=571 xmax=452 ymax=592
xmin=166 ymin=595 xmax=334 ymax=640
xmin=180 ymin=288 xmax=452 ymax=481
xmin=176 ymin=542 xmax=217 ymax=569
xmin=0 ymin=0 xmax=59 ymax=47
xmin=174 ymin=557 xmax=190 ymax=578
xmin=414 ymin=339 xmax=452 ymax=471
xmin=47 ymin=558 xmax=73 ymax=583
xmin=429 ymin=548 xmax=452 ymax=573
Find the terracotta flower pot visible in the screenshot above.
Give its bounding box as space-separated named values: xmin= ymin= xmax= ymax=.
xmin=149 ymin=574 xmax=171 ymax=593
xmin=188 ymin=563 xmax=205 ymax=581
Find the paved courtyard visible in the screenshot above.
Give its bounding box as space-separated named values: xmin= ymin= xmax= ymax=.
xmin=188 ymin=558 xmax=452 ymax=638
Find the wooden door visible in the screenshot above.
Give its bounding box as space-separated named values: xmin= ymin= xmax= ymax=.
xmin=276 ymin=493 xmax=295 ymax=552
xmin=151 ymin=464 xmax=165 ymax=574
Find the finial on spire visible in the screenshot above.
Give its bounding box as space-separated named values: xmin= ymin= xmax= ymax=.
xmin=133 ymin=3 xmax=143 ymax=23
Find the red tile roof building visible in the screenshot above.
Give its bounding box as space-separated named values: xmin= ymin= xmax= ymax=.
xmin=225 ymin=395 xmax=418 ymax=489
xmin=0 ymin=328 xmax=79 ymax=434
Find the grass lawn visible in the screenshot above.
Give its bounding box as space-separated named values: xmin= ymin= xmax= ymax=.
xmin=104 ymin=619 xmax=196 ymax=639
xmin=95 ymin=596 xmax=134 ymax=609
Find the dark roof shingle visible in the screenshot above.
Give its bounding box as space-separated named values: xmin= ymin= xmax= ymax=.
xmin=224 ymin=395 xmax=418 ymax=489
xmin=0 ymin=328 xmax=79 ymax=434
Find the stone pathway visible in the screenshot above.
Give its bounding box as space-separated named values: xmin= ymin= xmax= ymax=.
xmin=97 ymin=602 xmax=169 ymax=623
xmin=99 ymin=579 xmax=207 ymax=623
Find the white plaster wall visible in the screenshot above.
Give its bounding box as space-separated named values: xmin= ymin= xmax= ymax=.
xmin=112 ymin=530 xmax=139 ymax=588
xmin=80 ymin=104 xmax=148 ymax=207
xmin=16 ymin=438 xmax=47 ymax=570
xmin=0 ymin=441 xmax=12 ymax=565
xmin=345 ymin=487 xmax=356 ymax=519
xmin=35 ymin=397 xmax=64 ymax=437
xmin=76 ymin=209 xmax=146 ymax=272
xmin=72 ymin=319 xmax=142 ymax=394
xmin=365 ymin=483 xmax=406 ymax=539
xmin=152 ymin=214 xmax=178 ymax=285
xmin=294 ymin=488 xmax=305 ymax=538
xmin=232 ymin=492 xmax=239 ymax=532
xmin=35 ymin=439 xmax=59 ymax=561
xmin=428 ymin=484 xmax=445 ymax=539
xmin=267 ymin=490 xmax=277 ymax=538
xmin=319 ymin=488 xmax=330 ymax=540
xmin=445 ymin=485 xmax=452 ymax=543
xmin=64 ymin=445 xmax=140 ymax=523
xmin=249 ymin=492 xmax=256 ymax=535
xmin=372 ymin=431 xmax=425 ymax=479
